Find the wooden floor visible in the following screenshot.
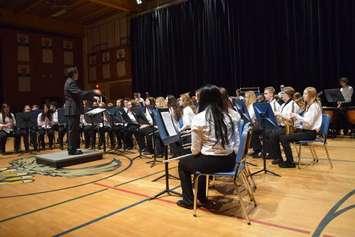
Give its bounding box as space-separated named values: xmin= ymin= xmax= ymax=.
xmin=0 ymin=138 xmax=354 ymax=237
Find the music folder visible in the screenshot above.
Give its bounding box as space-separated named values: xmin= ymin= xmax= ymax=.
xmin=85 ymin=108 xmax=106 ymax=115
xmin=152 ymin=108 xmax=180 ymax=145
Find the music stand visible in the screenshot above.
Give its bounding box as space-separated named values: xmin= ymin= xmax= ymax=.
xmin=16 ymin=112 xmax=32 ymax=129
xmin=251 ymin=102 xmax=281 ymax=177
xmin=151 ymin=108 xmax=181 ymax=199
xmin=324 ymin=89 xmax=345 ymax=104
xmin=86 ymin=108 xmax=106 ymax=151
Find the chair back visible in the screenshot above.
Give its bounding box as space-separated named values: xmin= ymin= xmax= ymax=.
xmin=234 ymin=123 xmax=250 ymax=176
xmin=320 ymin=114 xmax=331 ymax=144
xmin=238 ymin=119 xmax=245 ymax=136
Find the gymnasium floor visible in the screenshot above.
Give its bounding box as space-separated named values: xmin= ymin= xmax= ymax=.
xmin=0 ymin=138 xmax=354 ymax=237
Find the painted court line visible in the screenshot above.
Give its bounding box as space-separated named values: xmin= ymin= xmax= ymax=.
xmin=94 ymin=182 xmax=335 ymax=237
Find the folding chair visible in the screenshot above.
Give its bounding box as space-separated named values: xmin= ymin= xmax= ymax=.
xmin=295 ymin=114 xmax=333 ymax=169
xmin=192 ymin=123 xmax=256 ymax=224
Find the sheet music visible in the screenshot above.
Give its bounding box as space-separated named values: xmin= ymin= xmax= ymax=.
xmin=161 ymin=111 xmax=177 ymax=136
xmin=86 ymin=108 xmax=106 ymax=115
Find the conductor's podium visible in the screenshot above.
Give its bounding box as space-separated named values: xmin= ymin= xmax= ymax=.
xmin=36 ymin=149 xmax=103 ymax=168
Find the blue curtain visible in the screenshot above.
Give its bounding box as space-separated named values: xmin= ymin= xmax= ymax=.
xmin=131 ymin=0 xmax=355 ymax=96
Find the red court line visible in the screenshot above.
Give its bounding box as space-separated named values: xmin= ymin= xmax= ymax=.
xmin=94 ymin=182 xmax=335 ymax=237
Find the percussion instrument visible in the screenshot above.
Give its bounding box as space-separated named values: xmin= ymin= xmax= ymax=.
xmin=322 ymin=106 xmax=337 ymax=124
xmin=346 ymin=106 xmax=355 ymax=137
xmin=346 ymin=106 xmax=355 ymax=125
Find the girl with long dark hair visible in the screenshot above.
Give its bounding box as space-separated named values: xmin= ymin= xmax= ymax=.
xmin=0 ymin=103 xmax=17 ymax=154
xmin=177 ymin=85 xmax=240 ymax=209
xmin=37 ymin=104 xmax=54 ymax=150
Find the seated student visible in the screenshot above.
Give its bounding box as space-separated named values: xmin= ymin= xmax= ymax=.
xmin=276 ymin=87 xmax=322 ymax=168
xmin=50 ymin=102 xmax=65 ymax=149
xmin=80 ymin=101 xmax=96 ymax=149
xmin=167 ymin=95 xmax=183 ymax=130
xmin=167 ymin=95 xmax=186 ymax=156
xmin=110 ymin=100 xmax=127 ymax=150
xmin=268 ymin=87 xmax=301 ymax=164
xmin=30 ymin=105 xmax=41 ymax=151
xmin=123 ymin=100 xmax=154 ymax=154
xmin=274 ymin=86 xmax=301 ymax=131
xmin=244 ymin=91 xmax=262 ymax=157
xmin=262 ymin=86 xmax=281 ymax=156
xmin=97 ymin=102 xmax=116 ymax=150
xmin=176 ymin=85 xmax=240 ymax=209
xmin=179 ymin=93 xmax=196 ymax=131
xmin=15 ymin=105 xmax=32 ymax=153
xmin=144 ymin=97 xmax=164 ymax=155
xmin=0 ymin=103 xmax=18 ymax=154
xmin=37 ymin=104 xmax=55 ymax=150
xmin=264 ymin=87 xmax=281 ymax=113
xmin=336 ymin=77 xmax=353 ymax=135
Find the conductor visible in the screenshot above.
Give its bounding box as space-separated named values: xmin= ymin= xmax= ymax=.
xmin=64 ymin=67 xmax=101 ymax=155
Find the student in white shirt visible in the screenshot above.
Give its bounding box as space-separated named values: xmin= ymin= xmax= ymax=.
xmin=0 ymin=103 xmax=18 ymax=154
xmin=337 ymin=77 xmax=353 ymax=135
xmin=37 ymin=104 xmax=55 ymax=150
xmin=177 ymin=85 xmax=240 ymax=210
xmin=264 ymin=86 xmax=281 ymax=113
xmin=275 ymin=86 xmax=301 ymax=127
xmin=277 ymin=87 xmax=322 ymax=168
xmin=167 ymin=95 xmax=183 ymax=130
xmin=179 ymin=93 xmax=196 ymax=131
xmin=244 ymin=91 xmax=262 ymax=157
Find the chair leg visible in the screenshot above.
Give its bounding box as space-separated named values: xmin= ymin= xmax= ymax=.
xmin=205 ymin=175 xmax=209 ymax=197
xmin=323 ymin=144 xmax=334 ymax=169
xmin=308 ymin=146 xmax=316 ymax=165
xmin=193 ymin=175 xmax=200 ymax=217
xmin=234 ymin=178 xmax=251 ymax=225
xmin=241 ymin=171 xmax=257 ymax=207
xmin=311 ymin=146 xmax=319 ymax=164
xmin=246 ymin=166 xmax=257 ymax=191
xmin=297 ymin=144 xmax=302 ymax=169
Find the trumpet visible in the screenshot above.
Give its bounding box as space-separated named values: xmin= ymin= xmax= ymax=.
xmin=276 ymin=115 xmax=295 ymax=134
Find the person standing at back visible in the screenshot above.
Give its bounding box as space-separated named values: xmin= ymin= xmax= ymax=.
xmin=64 ymin=66 xmax=101 ymax=155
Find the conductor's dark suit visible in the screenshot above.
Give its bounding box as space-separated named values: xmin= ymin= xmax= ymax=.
xmin=64 ymin=77 xmax=95 ymax=154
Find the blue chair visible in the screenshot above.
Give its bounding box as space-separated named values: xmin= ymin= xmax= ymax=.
xmin=192 ymin=123 xmax=256 ymax=224
xmin=295 ymin=114 xmax=333 ymax=169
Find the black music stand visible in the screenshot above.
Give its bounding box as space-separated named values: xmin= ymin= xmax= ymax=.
xmin=324 ymin=89 xmax=345 ymax=104
xmin=86 ymin=108 xmax=106 ymax=151
xmin=251 ymin=102 xmax=281 ymax=177
xmin=151 ymin=108 xmax=181 ymax=199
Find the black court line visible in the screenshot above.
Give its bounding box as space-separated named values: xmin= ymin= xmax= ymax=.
xmin=52 ymin=186 xmax=181 ymax=237
xmin=0 ymin=166 xmax=177 ymax=223
xmin=0 ymin=152 xmax=135 ymax=199
xmin=312 ymin=189 xmax=355 ymax=237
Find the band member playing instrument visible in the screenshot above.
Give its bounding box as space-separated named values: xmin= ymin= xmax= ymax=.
xmin=268 ymin=87 xmax=301 ymax=164
xmin=277 ymin=87 xmax=322 ymax=168
xmin=245 ymin=91 xmax=262 ymax=158
xmin=177 ymin=85 xmax=240 ymax=209
xmin=337 ymin=77 xmax=353 ymax=135
xmin=264 ymin=87 xmax=281 ymax=113
xmin=97 ymin=102 xmax=116 ymax=150
xmin=37 ymin=104 xmax=54 ymax=150
xmin=0 ymin=103 xmax=18 ymax=154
